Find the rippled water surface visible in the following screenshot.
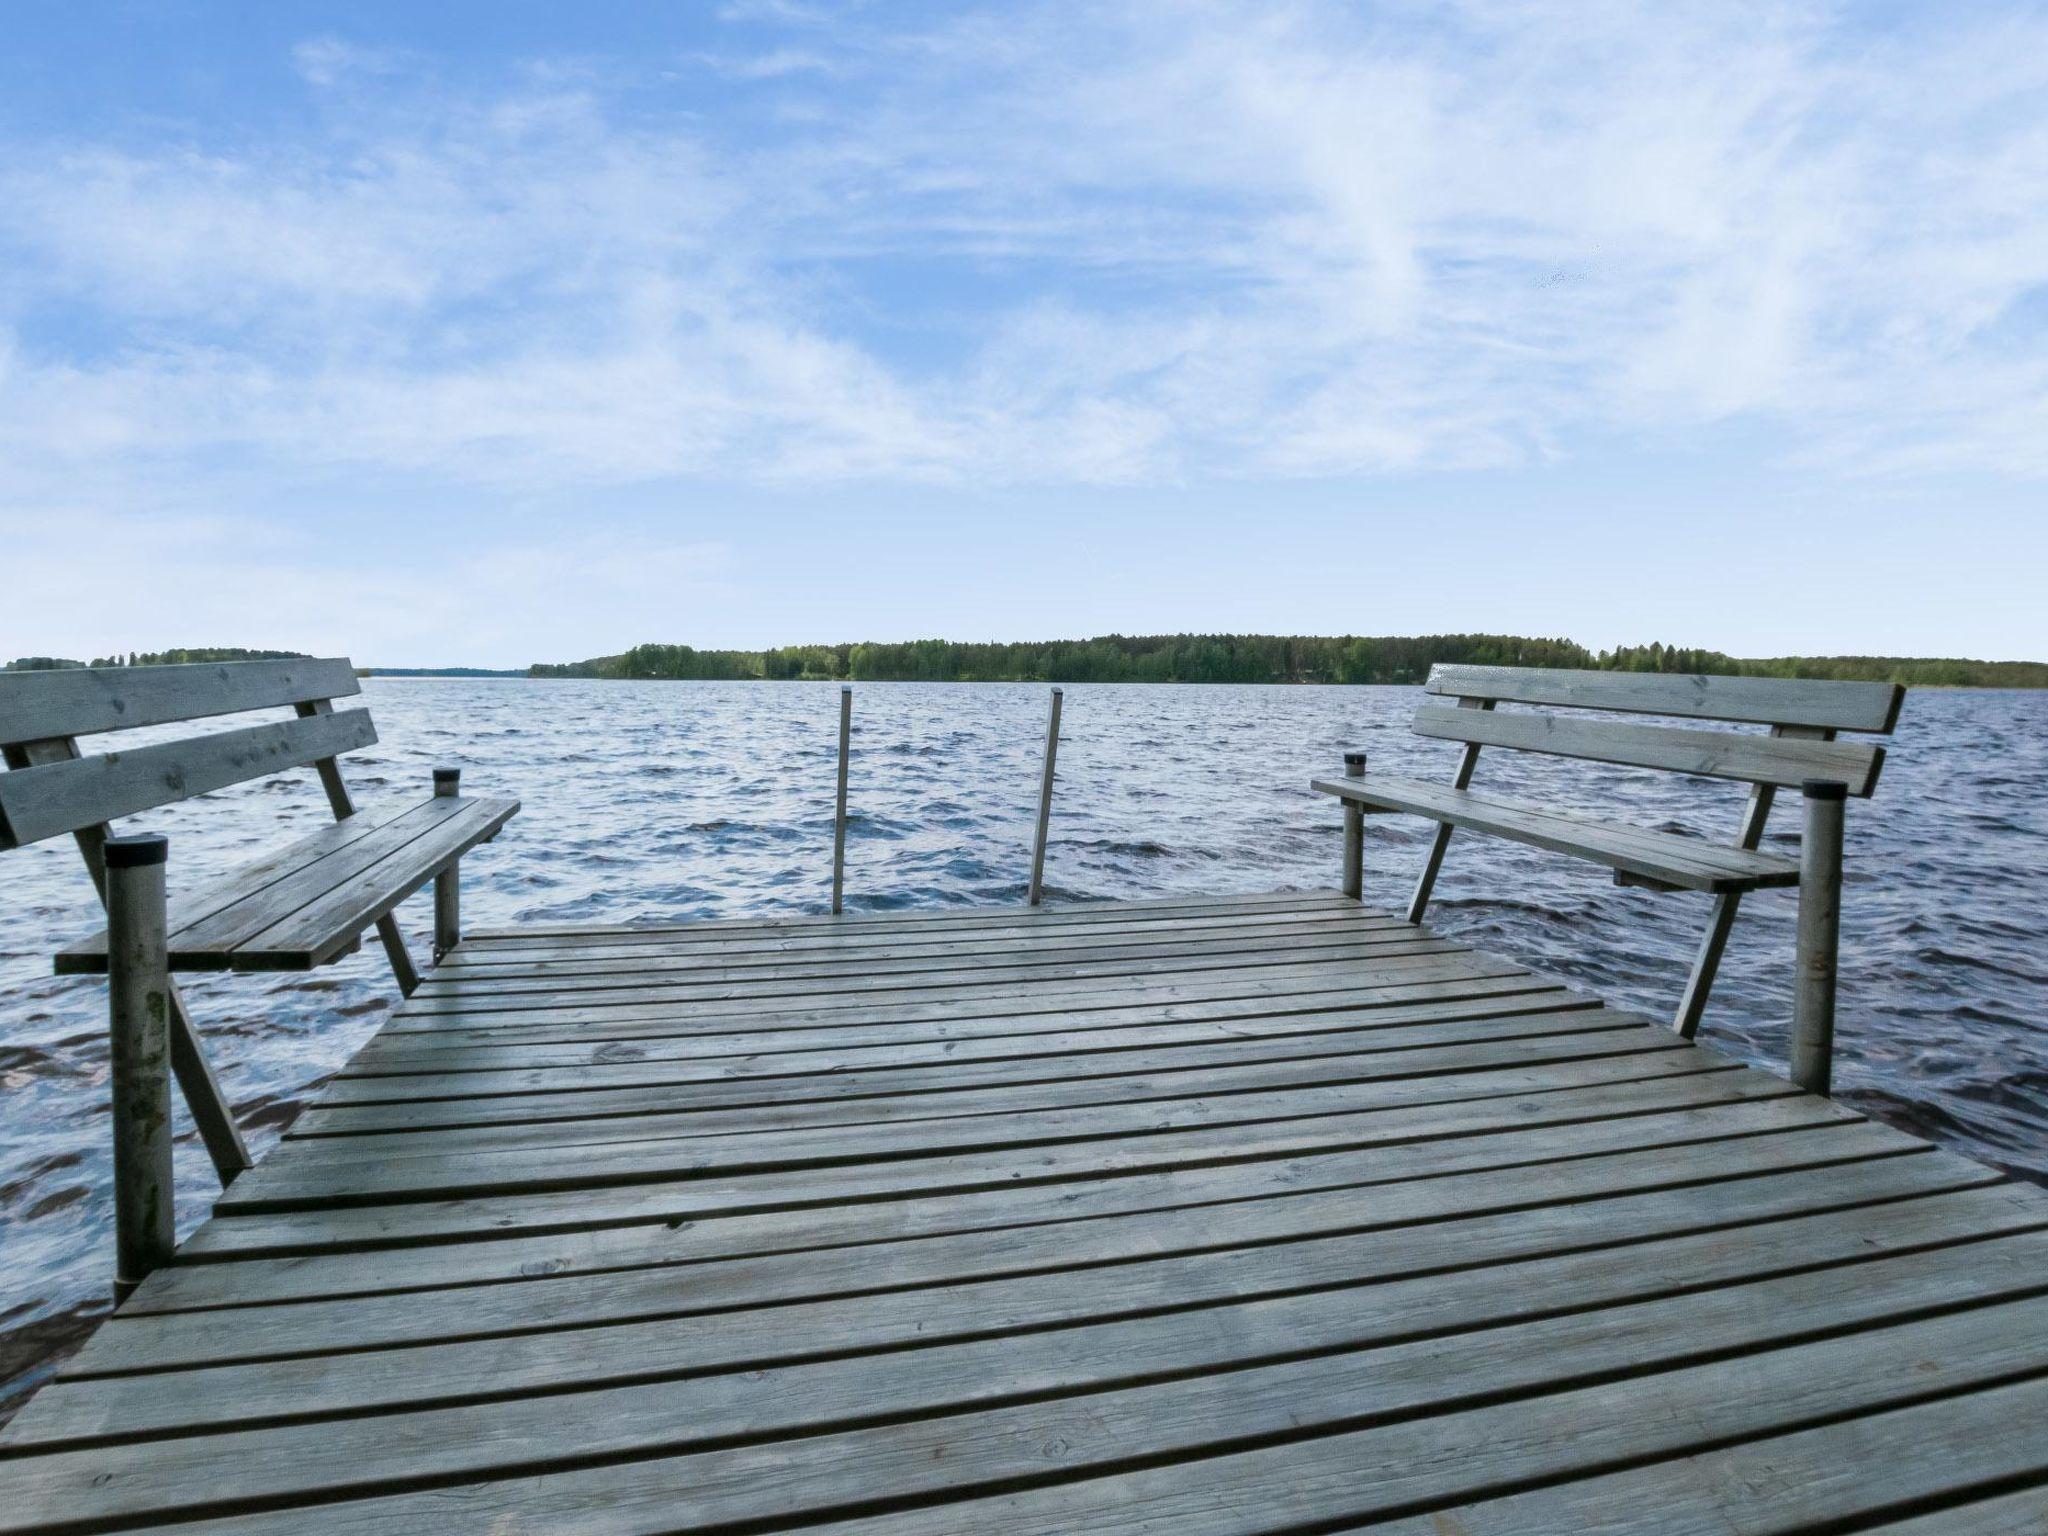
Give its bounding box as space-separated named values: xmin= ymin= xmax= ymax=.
xmin=3 ymin=678 xmax=2045 ymax=1414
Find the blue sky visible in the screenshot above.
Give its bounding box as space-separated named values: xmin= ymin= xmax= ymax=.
xmin=2 ymin=1 xmax=2044 ymax=667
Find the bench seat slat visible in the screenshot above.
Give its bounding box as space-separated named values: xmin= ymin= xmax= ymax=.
xmin=56 ymin=794 xmax=520 ymax=974
xmin=1310 ymin=774 xmax=1800 ymax=893
xmin=1411 ymin=706 xmax=1885 ymax=797
xmin=0 ymin=709 xmax=378 ymax=850
xmin=238 ymin=796 xmax=519 ymax=968
xmin=0 ymin=658 xmax=361 ymax=747
xmin=172 ymin=799 xmax=483 ymax=956
xmin=1425 ymin=665 xmax=1904 ymax=734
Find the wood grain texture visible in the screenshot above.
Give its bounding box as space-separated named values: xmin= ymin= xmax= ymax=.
xmin=127 ymin=1094 xmax=1848 ymax=1310
xmin=0 ymin=708 xmax=377 ymax=848
xmin=1425 ymin=663 xmax=1905 ymax=733
xmin=0 ymin=656 xmax=360 ymax=746
xmin=8 ymin=1167 xmax=2022 ymax=1449
xmin=1410 ymin=703 xmax=1886 ymax=795
xmin=171 ymin=1072 xmax=1818 ymax=1259
xmin=82 ymin=1119 xmax=1917 ymax=1368
xmin=53 ymin=793 xmax=518 ymax=972
xmin=436 ymin=906 xmax=1414 ymax=974
xmin=1312 ymin=772 xmax=1801 ymax=891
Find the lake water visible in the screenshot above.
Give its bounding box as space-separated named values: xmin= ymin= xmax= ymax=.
xmin=3 ymin=678 xmax=2045 ymax=1416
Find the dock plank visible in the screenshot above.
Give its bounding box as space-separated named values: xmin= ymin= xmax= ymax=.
xmin=170 ymin=1071 xmax=1827 ymax=1256
xmin=346 ymin=970 xmax=1571 ymax=1059
xmin=388 ymin=938 xmax=1481 ymax=1018
xmin=9 ymin=1236 xmax=2045 ymax=1531
xmin=18 ymin=1158 xmax=2012 ymax=1442
xmin=133 ymin=1091 xmax=1853 ymax=1307
xmin=217 ymin=1051 xmax=1736 ymax=1211
xmin=290 ymin=1009 xmax=1643 ymax=1132
xmin=132 ymin=1341 xmax=2048 ymax=1536
xmin=270 ymin=1025 xmax=1693 ymax=1155
xmin=411 ymin=925 xmax=1452 ymax=998
xmin=75 ymin=1120 xmax=1926 ymax=1371
xmin=366 ymin=954 xmax=1541 ymax=1042
xmin=313 ymin=989 xmax=1611 ymax=1097
xmin=435 ymin=906 xmax=1416 ymax=971
xmin=4 ymin=889 xmax=2043 ymax=1535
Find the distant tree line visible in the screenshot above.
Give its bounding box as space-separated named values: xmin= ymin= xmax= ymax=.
xmin=9 ymin=638 xmax=2036 ymax=687
xmin=4 ymin=648 xmax=309 ymax=672
xmin=356 ymin=666 xmax=527 ymax=678
xmin=527 ymin=635 xmax=2048 ymax=688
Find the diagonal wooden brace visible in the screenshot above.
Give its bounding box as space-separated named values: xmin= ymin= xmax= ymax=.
xmin=297 ymin=700 xmax=422 ymax=996
xmin=1673 ymin=726 xmax=1830 ymax=1039
xmin=1405 ymin=697 xmax=1493 ymax=925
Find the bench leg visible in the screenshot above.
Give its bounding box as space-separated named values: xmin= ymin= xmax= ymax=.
xmin=106 ymin=834 xmax=176 ymax=1304
xmin=1678 ymin=773 xmax=1788 ymax=1040
xmin=1407 ymin=721 xmax=1487 ymax=924
xmin=1791 ymin=781 xmax=1847 ymax=1095
xmin=1026 ymin=689 xmax=1061 ymax=908
xmin=435 ymin=861 xmax=461 ymax=964
xmin=374 ymin=915 xmax=422 ymax=996
xmin=1339 ymin=752 xmax=1366 ymax=899
xmin=1406 ymin=823 xmax=1454 ymax=925
xmin=433 ymin=767 xmax=462 ymax=963
xmin=1341 ymin=803 xmax=1364 ymax=899
xmin=1673 ymin=891 xmax=1742 ymax=1039
xmin=167 ymin=986 xmax=252 ymax=1186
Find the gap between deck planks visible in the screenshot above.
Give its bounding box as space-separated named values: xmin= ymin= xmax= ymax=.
xmin=4 ymin=889 xmax=2045 ymax=1535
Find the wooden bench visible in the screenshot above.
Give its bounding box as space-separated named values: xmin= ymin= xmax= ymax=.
xmin=0 ymin=658 xmax=518 ymax=1265
xmin=1313 ymin=665 xmax=1904 ymax=1092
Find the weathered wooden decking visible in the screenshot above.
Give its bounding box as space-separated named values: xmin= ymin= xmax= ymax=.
xmin=5 ymin=889 xmax=2048 ymax=1532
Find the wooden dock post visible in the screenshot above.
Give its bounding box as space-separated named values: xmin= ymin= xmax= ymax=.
xmin=1792 ymin=779 xmax=1846 ymax=1095
xmin=1027 ymin=686 xmax=1062 ymax=907
xmin=832 ymin=686 xmax=852 ymax=915
xmin=1340 ymin=750 xmax=1367 ymax=899
xmin=433 ymin=768 xmax=462 ymax=963
xmin=105 ymin=832 xmax=174 ymax=1303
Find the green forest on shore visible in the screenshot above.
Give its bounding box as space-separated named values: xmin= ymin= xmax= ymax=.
xmin=10 ymin=638 xmax=2041 ymax=688
xmin=528 ymin=634 xmax=2048 ymax=688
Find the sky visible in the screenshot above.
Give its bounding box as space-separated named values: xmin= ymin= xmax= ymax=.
xmin=1 ymin=1 xmax=2045 ymax=668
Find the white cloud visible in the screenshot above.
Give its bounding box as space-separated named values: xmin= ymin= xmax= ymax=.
xmin=0 ymin=0 xmax=2042 ymax=555
xmin=291 ymin=37 xmax=412 ymax=88
xmin=689 ymin=47 xmax=843 ymax=80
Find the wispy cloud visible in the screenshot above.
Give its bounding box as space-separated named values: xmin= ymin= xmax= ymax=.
xmin=2 ymin=1 xmax=2043 ymax=497
xmin=0 ymin=1 xmax=2044 ymax=660
xmin=291 ymin=36 xmax=413 ymax=88
xmin=688 ymin=47 xmax=843 ymax=81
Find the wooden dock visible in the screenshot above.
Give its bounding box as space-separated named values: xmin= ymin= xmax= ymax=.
xmin=4 ymin=889 xmax=2047 ymax=1533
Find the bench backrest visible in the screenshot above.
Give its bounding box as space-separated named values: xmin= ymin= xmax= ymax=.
xmin=0 ymin=658 xmax=371 ymax=851
xmin=1419 ymin=664 xmax=1903 ymax=799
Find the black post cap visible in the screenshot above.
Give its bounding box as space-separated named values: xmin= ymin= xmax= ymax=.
xmin=1343 ymin=750 xmax=1368 ymax=774
xmin=432 ymin=767 xmax=461 ymax=785
xmin=1802 ymin=779 xmax=1849 ymax=801
xmin=105 ymin=833 xmax=168 ymax=868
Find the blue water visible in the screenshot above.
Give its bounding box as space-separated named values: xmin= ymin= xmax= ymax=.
xmin=3 ymin=678 xmax=2045 ymax=1415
